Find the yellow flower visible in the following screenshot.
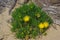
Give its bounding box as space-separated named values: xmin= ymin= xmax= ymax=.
xmin=23 ymin=15 xmax=30 ymax=22
xmin=35 ymin=13 xmax=40 ymax=18
xmin=38 ymin=23 xmax=45 ymax=29
xmin=44 ymin=22 xmax=49 ymax=28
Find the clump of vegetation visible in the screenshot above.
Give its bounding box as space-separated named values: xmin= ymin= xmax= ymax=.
xmin=11 ymin=2 xmax=53 ymax=40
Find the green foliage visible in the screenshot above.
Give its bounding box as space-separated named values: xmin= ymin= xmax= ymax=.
xmin=11 ymin=2 xmax=53 ymax=39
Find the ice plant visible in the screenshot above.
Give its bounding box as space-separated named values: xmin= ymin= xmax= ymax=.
xmin=11 ymin=2 xmax=53 ymax=39
xmin=23 ymin=15 xmax=30 ymax=22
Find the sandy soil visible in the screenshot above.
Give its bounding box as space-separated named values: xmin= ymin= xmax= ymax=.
xmin=0 ymin=0 xmax=60 ymax=40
